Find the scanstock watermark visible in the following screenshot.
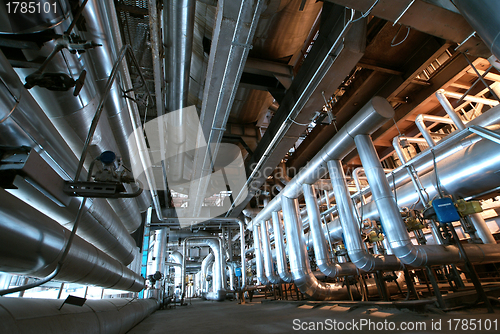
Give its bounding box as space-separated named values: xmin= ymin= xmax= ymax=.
xmin=128 ymin=106 xmax=248 ymax=225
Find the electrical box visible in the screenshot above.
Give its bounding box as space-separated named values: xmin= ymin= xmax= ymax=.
xmin=432 ymin=198 xmax=461 ymax=224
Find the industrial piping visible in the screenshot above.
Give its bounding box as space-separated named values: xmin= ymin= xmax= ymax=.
xmin=354 ymin=133 xmax=500 ymax=267
xmin=0 ymin=189 xmax=145 ymax=291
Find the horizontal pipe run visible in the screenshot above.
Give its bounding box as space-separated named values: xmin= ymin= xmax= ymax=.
xmin=0 ymin=189 xmax=145 ymax=291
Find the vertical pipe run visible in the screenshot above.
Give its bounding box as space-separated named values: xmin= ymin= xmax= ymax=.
xmin=327 ymin=160 xmax=401 ymax=271
xmin=261 ymin=220 xmax=281 ymax=283
xmin=354 ymin=135 xmax=412 ymax=252
xmin=272 ymin=211 xmax=293 ymax=282
xmin=154 ymin=229 xmax=168 ymax=290
xmin=253 ymin=224 xmax=269 ymax=285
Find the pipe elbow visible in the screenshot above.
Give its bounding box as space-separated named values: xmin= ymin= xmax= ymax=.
xmin=392 ymin=244 xmax=427 ymax=267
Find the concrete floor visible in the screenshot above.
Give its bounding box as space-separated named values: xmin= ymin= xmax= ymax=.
xmin=127 ymin=297 xmax=500 ymax=334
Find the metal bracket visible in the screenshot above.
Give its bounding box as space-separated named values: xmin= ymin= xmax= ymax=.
xmin=231 ymin=42 xmax=253 ymax=49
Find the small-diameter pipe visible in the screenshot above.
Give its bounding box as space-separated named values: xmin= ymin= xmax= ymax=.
xmin=435 ymin=89 xmax=466 ymax=131
xmin=303 ymin=184 xmax=358 ymax=276
xmin=260 ymin=220 xmax=281 ymax=283
xmin=271 ymin=211 xmax=293 ymax=282
xmin=253 ymin=225 xmax=269 ymax=285
xmin=327 ymin=161 xmax=401 ymax=272
xmin=441 ymin=91 xmax=499 ymax=106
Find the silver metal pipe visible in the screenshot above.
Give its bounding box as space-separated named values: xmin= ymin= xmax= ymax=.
xmin=260 ymin=220 xmax=281 ymax=283
xmin=355 ymin=134 xmax=500 ymax=267
xmin=415 ymin=114 xmax=457 ymax=147
xmin=303 ymin=184 xmax=359 ymax=277
xmin=281 ymin=196 xmax=354 ymax=300
xmin=200 ymin=253 xmax=214 ymax=294
xmin=163 ymin=0 xmax=195 ymax=183
xmin=0 ymin=189 xmax=145 ymax=291
xmin=0 ymin=50 xmax=138 ymax=265
xmin=152 ymin=217 xmax=246 ymax=290
xmin=452 ymin=0 xmax=500 ymax=61
xmin=249 ymin=97 xmax=395 ymax=229
xmin=271 ymin=212 xmax=293 ymax=283
xmin=469 ymin=213 xmax=497 ymax=244
xmin=253 ymin=225 xmax=269 ymax=285
xmin=168 ymin=251 xmax=183 ymax=288
xmin=153 ymin=229 xmax=168 ymax=290
xmin=181 ymin=237 xmax=225 ymax=301
xmin=0 ymin=297 xmax=159 ymax=334
xmin=442 ymin=91 xmax=499 ymax=106
xmin=327 ymin=161 xmax=401 ymax=271
xmin=435 ymin=89 xmax=466 ymax=130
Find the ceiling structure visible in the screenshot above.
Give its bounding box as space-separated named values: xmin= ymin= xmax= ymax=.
xmin=2 ymin=0 xmax=500 ymax=331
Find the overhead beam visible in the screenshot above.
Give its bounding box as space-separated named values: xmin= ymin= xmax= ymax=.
xmin=322 ymin=0 xmax=490 ymax=57
xmin=228 ymin=4 xmax=367 ymax=216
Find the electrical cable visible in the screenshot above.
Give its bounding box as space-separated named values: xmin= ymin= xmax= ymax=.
xmin=352 ymin=0 xmax=380 ymax=23
xmin=431 ymin=149 xmax=445 ymax=198
xmin=391 ymin=25 xmax=411 ymax=47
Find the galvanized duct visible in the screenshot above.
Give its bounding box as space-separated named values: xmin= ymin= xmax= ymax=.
xmin=163 ymin=0 xmax=195 ymax=183
xmin=0 ymin=297 xmax=159 ymax=334
xmin=355 ymin=133 xmax=500 ymax=267
xmin=0 ymin=189 xmax=145 ymax=291
xmin=0 ymin=0 xmax=70 ymax=34
xmin=0 ymin=50 xmax=138 ymax=265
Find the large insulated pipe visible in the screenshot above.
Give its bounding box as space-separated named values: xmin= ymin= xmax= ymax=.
xmin=200 ymin=253 xmax=214 ymax=294
xmin=163 ymin=0 xmax=195 ymax=183
xmin=253 ymin=225 xmax=269 ymax=285
xmin=260 ymin=220 xmax=281 ymax=283
xmin=281 ymin=196 xmax=355 ymax=300
xmin=15 ymin=8 xmax=143 ymax=233
xmin=0 ymin=51 xmax=138 ymax=265
xmin=354 ymin=134 xmax=500 ymax=267
xmin=201 ymin=253 xmax=214 ymax=292
xmin=249 ymin=97 xmax=395 ymax=228
xmin=271 ymin=211 xmax=293 ymax=282
xmin=326 ymin=161 xmax=401 ymax=271
xmin=81 ymin=0 xmax=151 ymax=214
xmin=452 ymin=0 xmax=500 ymax=61
xmin=302 ymin=184 xmax=358 ymax=277
xmin=0 ymin=297 xmax=158 ymax=334
xmin=469 ymin=213 xmax=497 ymax=244
xmin=0 ymin=189 xmax=144 ymax=291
